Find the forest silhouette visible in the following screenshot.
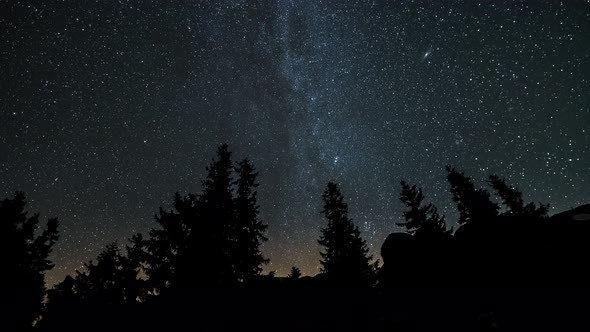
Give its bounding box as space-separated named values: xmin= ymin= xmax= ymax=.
xmin=2 ymin=144 xmax=589 ymax=331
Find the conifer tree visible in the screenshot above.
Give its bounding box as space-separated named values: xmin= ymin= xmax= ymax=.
xmin=233 ymin=158 xmax=268 ymax=283
xmin=142 ymin=192 xmax=194 ymax=292
xmin=133 ymin=144 xmax=270 ymax=290
xmin=318 ymin=182 xmax=376 ymax=287
xmin=0 ymin=192 xmax=59 ymax=330
xmin=397 ymin=181 xmax=449 ymax=237
xmin=166 ymin=143 xmax=237 ymax=287
xmin=488 ymin=175 xmax=549 ymax=218
xmin=72 ymin=242 xmax=142 ymax=305
xmin=287 ymin=266 xmax=302 ymax=280
xmin=446 ymin=166 xmax=499 ymax=224
xmin=41 ymin=241 xmax=144 ymax=330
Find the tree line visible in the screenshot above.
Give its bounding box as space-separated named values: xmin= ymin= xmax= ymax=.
xmin=2 ymin=144 xmax=589 ymax=331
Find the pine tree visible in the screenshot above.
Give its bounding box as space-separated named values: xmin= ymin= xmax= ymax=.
xmin=73 ymin=242 xmax=142 ymax=305
xmin=194 ymin=143 xmax=236 ymax=286
xmin=141 ymin=192 xmax=194 ymax=293
xmin=446 ymin=166 xmax=499 ymax=224
xmin=148 ymin=144 xmax=236 ymax=288
xmin=41 ymin=241 xmax=144 ymax=330
xmin=233 ymin=158 xmax=268 ymax=283
xmin=397 ymin=181 xmax=449 ymax=237
xmin=134 ymin=144 xmax=270 ymax=290
xmin=488 ymin=175 xmax=549 ymax=218
xmin=287 ymin=266 xmax=302 ymax=280
xmin=135 ymin=144 xmax=238 ymax=289
xmin=318 ymin=182 xmax=376 ymax=287
xmin=0 ymin=192 xmax=59 ymax=330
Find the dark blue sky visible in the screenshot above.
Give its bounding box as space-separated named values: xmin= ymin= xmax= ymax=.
xmin=1 ymin=0 xmax=589 ymax=285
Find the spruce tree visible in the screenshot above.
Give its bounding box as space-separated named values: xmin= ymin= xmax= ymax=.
xmin=173 ymin=143 xmax=236 ymax=287
xmin=41 ymin=241 xmax=143 ymax=330
xmin=198 ymin=143 xmax=235 ymax=285
xmin=318 ymin=182 xmax=376 ymax=287
xmin=0 ymin=192 xmax=59 ymax=330
xmin=446 ymin=166 xmax=499 ymax=224
xmin=134 ymin=144 xmax=270 ymax=290
xmin=142 ymin=192 xmax=194 ymax=292
xmin=233 ymin=158 xmax=268 ymax=283
xmin=72 ymin=242 xmax=142 ymax=305
xmin=287 ymin=266 xmax=302 ymax=280
xmin=397 ymin=181 xmax=449 ymax=237
xmin=488 ymin=175 xmax=549 ymax=218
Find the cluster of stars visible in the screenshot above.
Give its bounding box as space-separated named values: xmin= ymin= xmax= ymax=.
xmin=0 ymin=1 xmax=588 ymax=285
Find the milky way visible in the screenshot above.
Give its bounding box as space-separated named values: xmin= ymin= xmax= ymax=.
xmin=1 ymin=1 xmax=589 ymax=285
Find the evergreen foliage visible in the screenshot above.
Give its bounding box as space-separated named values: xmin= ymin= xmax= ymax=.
xmin=0 ymin=192 xmax=59 ymax=330
xmin=488 ymin=175 xmax=549 ymax=218
xmin=318 ymin=182 xmax=377 ymax=287
xmin=446 ymin=166 xmax=499 ymax=224
xmin=49 ymin=242 xmax=143 ymax=306
xmin=233 ymin=158 xmax=269 ymax=283
xmin=397 ymin=181 xmax=450 ymax=237
xmin=136 ymin=144 xmax=268 ymax=290
xmin=287 ymin=266 xmax=302 ymax=280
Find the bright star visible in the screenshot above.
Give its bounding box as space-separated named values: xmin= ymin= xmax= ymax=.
xmin=422 ymin=46 xmax=433 ymax=60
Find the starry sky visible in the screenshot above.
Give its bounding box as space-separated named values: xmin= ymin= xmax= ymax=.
xmin=1 ymin=0 xmax=589 ymax=286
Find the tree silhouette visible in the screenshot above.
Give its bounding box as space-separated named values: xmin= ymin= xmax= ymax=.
xmin=0 ymin=192 xmax=59 ymax=330
xmin=488 ymin=175 xmax=549 ymax=218
xmin=233 ymin=158 xmax=268 ymax=284
xmin=136 ymin=144 xmax=269 ymax=291
xmin=446 ymin=166 xmax=499 ymax=224
xmin=287 ymin=266 xmax=302 ymax=280
xmin=143 ymin=192 xmax=194 ymax=293
xmin=318 ymin=182 xmax=377 ymax=287
xmin=38 ymin=276 xmax=79 ymax=331
xmin=190 ymin=143 xmax=236 ymax=286
xmin=46 ymin=241 xmax=143 ymax=305
xmin=138 ymin=144 xmax=236 ymax=290
xmin=397 ymin=181 xmax=450 ymax=238
xmin=40 ymin=241 xmax=144 ymax=331
xmin=75 ymin=242 xmax=143 ymax=305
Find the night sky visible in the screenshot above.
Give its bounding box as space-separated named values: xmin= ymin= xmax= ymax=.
xmin=1 ymin=1 xmax=589 ymax=286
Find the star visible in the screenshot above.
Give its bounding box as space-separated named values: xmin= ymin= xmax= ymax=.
xmin=0 ymin=0 xmax=586 ymax=285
